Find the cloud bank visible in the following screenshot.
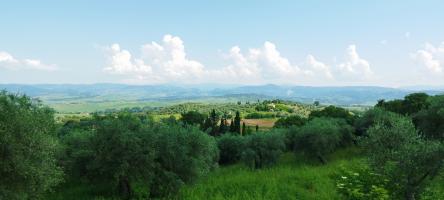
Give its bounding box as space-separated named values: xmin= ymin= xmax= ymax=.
xmin=104 ymin=34 xmax=373 ymax=84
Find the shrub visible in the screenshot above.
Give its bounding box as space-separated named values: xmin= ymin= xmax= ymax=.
xmin=241 ymin=130 xmax=286 ymax=169
xmin=61 ymin=112 xmax=219 ymax=199
xmin=336 ymin=163 xmax=390 ymax=200
xmin=150 ymin=124 xmax=219 ymax=197
xmin=362 ymin=114 xmax=444 ymax=199
xmin=86 ymin=113 xmax=156 ymax=199
xmin=412 ymin=94 xmax=444 ymax=140
xmin=309 ymin=105 xmax=355 ymax=125
xmin=0 ymin=91 xmax=63 ymax=199
xmin=376 ymin=93 xmax=430 ymax=115
xmin=244 ymin=112 xmax=276 ymax=119
xmin=274 ymin=115 xmax=307 ymax=128
xmin=354 ymin=108 xmax=395 ymax=136
xmin=291 ymin=118 xmax=354 ymax=164
xmin=217 ymin=134 xmax=245 ymax=164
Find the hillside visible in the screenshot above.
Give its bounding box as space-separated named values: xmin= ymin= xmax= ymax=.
xmin=1 ymin=84 xmax=443 ymax=113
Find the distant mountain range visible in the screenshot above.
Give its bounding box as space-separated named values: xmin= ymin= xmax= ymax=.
xmin=1 ymin=84 xmax=443 ymax=106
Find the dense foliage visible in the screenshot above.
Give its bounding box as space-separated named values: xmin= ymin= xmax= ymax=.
xmin=217 ymin=134 xmax=245 ymax=165
xmin=362 ymin=114 xmax=444 ymax=200
xmin=336 ymin=163 xmax=390 ymax=200
xmin=0 ymin=91 xmax=63 ymax=199
xmin=274 ymin=115 xmax=307 ymax=128
xmin=180 ymin=110 xmax=207 ymax=127
xmin=412 ymin=95 xmax=444 ymax=140
xmin=309 ymin=105 xmax=356 ymax=124
xmin=241 ymin=130 xmax=286 ymax=169
xmin=2 ymin=90 xmax=444 ymax=199
xmin=60 ymin=112 xmax=218 ymax=199
xmin=289 ymin=117 xmax=355 ymax=164
xmin=376 ymin=93 xmax=430 ymax=116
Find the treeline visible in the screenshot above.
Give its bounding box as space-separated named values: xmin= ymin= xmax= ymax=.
xmin=1 ymin=91 xmax=444 ymax=199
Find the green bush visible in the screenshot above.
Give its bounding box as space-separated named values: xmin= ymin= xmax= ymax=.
xmin=217 ymin=134 xmax=245 ymax=165
xmin=274 ymin=115 xmax=307 ymax=128
xmin=86 ymin=113 xmax=156 ymax=199
xmin=362 ymin=114 xmax=444 ymax=199
xmin=241 ymin=130 xmax=286 ymax=169
xmin=60 ymin=112 xmax=219 ymax=199
xmin=413 ymin=94 xmax=444 ymax=140
xmin=180 ymin=111 xmax=207 ymax=127
xmin=354 ymin=108 xmax=395 ymax=136
xmin=150 ymin=124 xmax=219 ymax=197
xmin=244 ymin=112 xmax=276 ymax=119
xmin=309 ymin=105 xmax=355 ymax=125
xmin=0 ymin=91 xmax=63 ymax=199
xmin=336 ymin=163 xmax=390 ymax=200
xmin=290 ymin=118 xmax=354 ymax=164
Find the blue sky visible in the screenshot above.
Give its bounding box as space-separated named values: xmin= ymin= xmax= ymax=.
xmin=1 ymin=0 xmax=444 ymax=86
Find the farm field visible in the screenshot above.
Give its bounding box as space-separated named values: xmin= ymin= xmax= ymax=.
xmin=242 ymin=118 xmax=276 ymax=129
xmin=3 ymin=2 xmax=444 ymax=199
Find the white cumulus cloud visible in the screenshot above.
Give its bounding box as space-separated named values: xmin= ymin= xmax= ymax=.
xmin=105 ymin=35 xmax=204 ymax=83
xmin=412 ymin=42 xmax=444 ymax=73
xmin=305 ymin=55 xmax=333 ymax=79
xmin=214 ymin=42 xmax=303 ymax=83
xmin=0 ymin=51 xmax=57 ymax=71
xmin=338 ymin=45 xmax=373 ymax=78
xmin=104 ymin=35 xmax=374 ymax=85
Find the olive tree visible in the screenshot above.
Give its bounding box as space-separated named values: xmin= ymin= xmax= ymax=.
xmin=0 ymin=91 xmax=63 ymax=199
xmin=362 ymin=114 xmax=444 ymax=200
xmin=242 ymin=130 xmax=286 ymax=169
xmin=291 ymin=117 xmax=354 ymax=164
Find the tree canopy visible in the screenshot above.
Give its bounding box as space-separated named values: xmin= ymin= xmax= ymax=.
xmin=0 ymin=91 xmax=63 ymax=199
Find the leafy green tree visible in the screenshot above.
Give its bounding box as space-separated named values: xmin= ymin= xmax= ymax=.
xmin=180 ymin=111 xmax=206 ymax=127
xmin=217 ymin=134 xmax=245 ymax=164
xmin=309 ymin=105 xmax=355 ymax=124
xmin=376 ymin=93 xmax=430 ymax=116
xmin=376 ymin=99 xmax=405 ymax=114
xmin=0 ymin=91 xmax=63 ymax=199
xmin=291 ymin=118 xmax=354 ymax=164
xmin=242 ymin=130 xmax=286 ymax=169
xmin=413 ymin=95 xmax=444 ymax=140
xmin=59 ymin=129 xmax=95 ymax=177
xmin=314 ymin=101 xmax=320 ymax=106
xmin=274 ymin=115 xmax=307 ymax=128
xmin=150 ymin=124 xmax=219 ymax=197
xmin=87 ymin=113 xmax=156 ymax=199
xmin=63 ymin=112 xmax=219 ymax=199
xmin=404 ymin=93 xmax=430 ymax=115
xmin=354 ymin=108 xmax=396 ymax=136
xmin=362 ymin=114 xmax=444 ymax=200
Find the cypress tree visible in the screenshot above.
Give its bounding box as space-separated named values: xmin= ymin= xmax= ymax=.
xmin=219 ymin=118 xmax=227 ymax=134
xmin=229 ymin=118 xmax=235 ymax=132
xmin=209 ymin=109 xmax=219 ymax=136
xmin=234 ymin=111 xmax=241 ymax=134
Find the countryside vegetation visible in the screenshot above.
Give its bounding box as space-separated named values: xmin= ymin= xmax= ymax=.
xmin=1 ymin=90 xmax=444 ymax=200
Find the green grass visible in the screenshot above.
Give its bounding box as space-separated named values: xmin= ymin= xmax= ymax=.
xmin=45 ymin=147 xmax=444 ymax=199
xmin=177 ymin=148 xmax=363 ymax=200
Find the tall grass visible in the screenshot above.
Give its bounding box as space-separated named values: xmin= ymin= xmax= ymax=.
xmin=177 ymin=148 xmax=363 ymax=200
